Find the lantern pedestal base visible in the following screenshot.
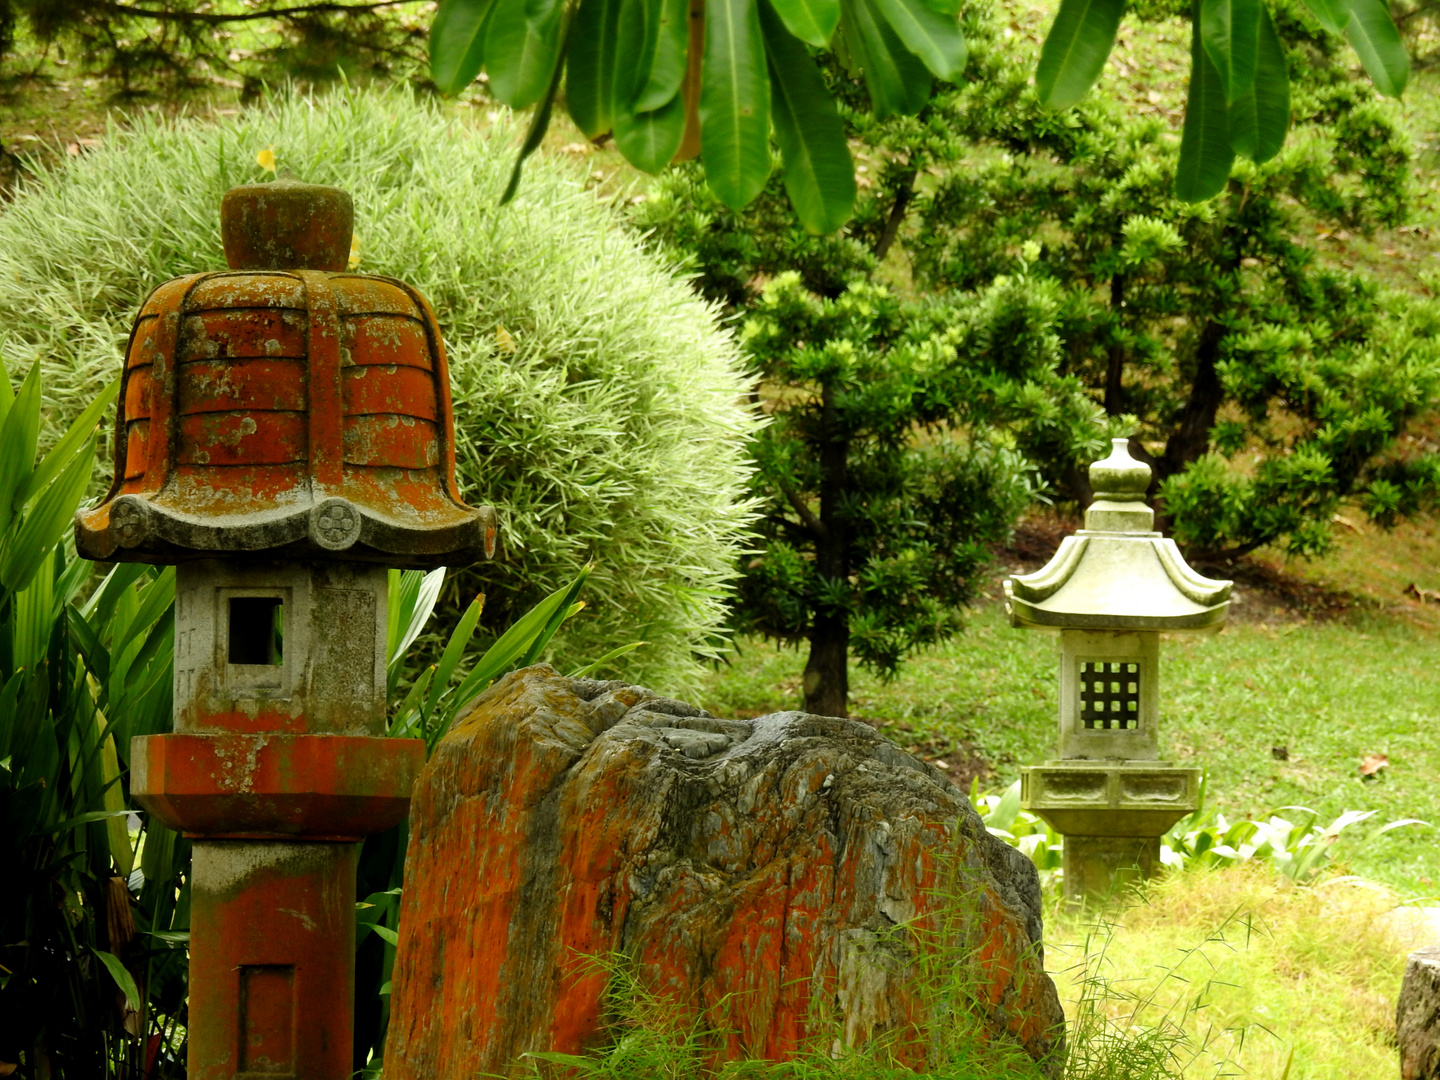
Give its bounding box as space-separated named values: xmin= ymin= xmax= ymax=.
xmin=1021 ymin=760 xmax=1199 ymax=903
xmin=1059 ymin=834 xmax=1160 ymax=903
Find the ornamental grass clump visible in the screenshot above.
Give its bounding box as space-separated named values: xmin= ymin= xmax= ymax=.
xmin=0 ymin=87 xmax=759 ymax=694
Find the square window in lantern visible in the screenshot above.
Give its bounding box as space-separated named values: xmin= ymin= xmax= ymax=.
xmin=228 ymin=597 xmax=284 ymax=666
xmin=1078 ymin=660 xmax=1140 ymax=730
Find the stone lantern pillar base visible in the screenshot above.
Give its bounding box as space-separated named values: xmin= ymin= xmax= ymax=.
xmin=1021 ymin=760 xmax=1199 ymax=903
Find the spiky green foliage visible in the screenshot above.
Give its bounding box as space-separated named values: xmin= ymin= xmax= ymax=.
xmin=0 ymin=87 xmax=760 ymax=694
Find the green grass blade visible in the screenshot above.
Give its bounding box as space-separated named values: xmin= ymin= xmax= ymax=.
xmin=567 ymin=640 xmax=647 ymax=678
xmin=871 ymin=0 xmax=966 ymax=80
xmin=761 ymin=0 xmax=856 ymax=234
xmin=699 ymin=0 xmax=773 ymax=209
xmin=1344 ymin=0 xmax=1408 ymax=97
xmin=1227 ymin=5 xmax=1289 ymax=163
xmin=1 ymin=436 xmax=94 ymax=592
xmin=615 ymin=93 xmax=688 ymax=173
xmin=422 ymin=596 xmax=484 ymax=721
xmin=18 ymin=379 xmax=117 ymax=509
xmin=430 ymin=0 xmax=498 ymax=93
xmin=1035 ymin=0 xmax=1125 ymax=110
xmin=768 ymin=0 xmax=840 ymax=46
xmin=486 ymin=0 xmax=566 ymax=108
xmin=1175 ymin=11 xmax=1235 ymax=202
xmin=1199 ymin=0 xmax=1259 ymax=103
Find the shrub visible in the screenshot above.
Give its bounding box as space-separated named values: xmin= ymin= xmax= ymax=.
xmin=0 ymin=86 xmax=759 ymax=694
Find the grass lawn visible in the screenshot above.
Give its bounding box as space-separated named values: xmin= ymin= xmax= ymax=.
xmin=697 ymin=523 xmax=1440 ymax=896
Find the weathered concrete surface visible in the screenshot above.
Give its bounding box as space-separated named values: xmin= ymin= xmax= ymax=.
xmin=1400 ymin=945 xmax=1440 ymax=1080
xmin=386 ymin=666 xmax=1065 ymax=1078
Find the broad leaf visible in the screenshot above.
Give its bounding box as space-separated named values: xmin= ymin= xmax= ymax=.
xmin=500 ymin=17 xmax=571 ymax=202
xmin=1345 ymin=0 xmax=1408 ymax=97
xmin=841 ymin=0 xmax=933 ymax=118
xmin=18 ymin=379 xmax=116 ymax=509
xmin=1303 ymin=0 xmax=1348 ymax=34
xmin=486 ymin=0 xmax=566 ymax=108
xmin=872 ymin=0 xmax=967 ymax=81
xmin=1035 ymin=0 xmax=1125 ymax=110
xmin=430 ymin=0 xmax=497 ymax=93
xmin=2 ymin=436 xmax=94 ymax=592
xmin=769 ymin=0 xmax=841 ymax=46
xmin=761 ymin=0 xmax=857 ymax=233
xmin=1228 ymin=4 xmax=1289 ymax=163
xmin=699 ymin=0 xmax=773 ymax=208
xmin=1199 ymin=0 xmax=1259 ymax=103
xmin=1175 ymin=11 xmax=1235 ymax=202
xmin=92 ymin=949 xmax=141 ymax=1012
xmin=633 ymin=0 xmax=691 ymax=110
xmin=568 ymin=0 xmax=624 ymax=137
xmin=0 ymin=362 xmax=41 ymax=534
xmin=615 ymin=93 xmax=688 ymax=172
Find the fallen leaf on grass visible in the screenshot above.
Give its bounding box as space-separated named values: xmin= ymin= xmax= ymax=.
xmin=1360 ymin=753 xmax=1389 ymax=778
xmin=1404 ymin=583 xmax=1440 ymax=603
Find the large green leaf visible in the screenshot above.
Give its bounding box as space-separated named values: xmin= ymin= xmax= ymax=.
xmin=1176 ymin=11 xmax=1235 ymax=201
xmin=871 ymin=0 xmax=965 ymax=80
xmin=1035 ymin=0 xmax=1125 ymax=110
xmin=568 ymin=0 xmax=624 ymax=137
xmin=615 ymin=93 xmax=688 ymax=172
xmin=1228 ymin=4 xmax=1289 ymax=163
xmin=1 ymin=436 xmax=94 ymax=592
xmin=632 ymin=0 xmax=690 ymax=110
xmin=841 ymin=0 xmax=933 ymax=118
xmin=500 ymin=15 xmax=571 ymax=202
xmin=1199 ymin=0 xmax=1259 ymax=103
xmin=486 ymin=0 xmax=566 ymax=108
xmin=430 ymin=0 xmax=497 ymax=94
xmin=769 ymin=0 xmax=841 ymax=46
xmin=0 ymin=363 xmax=41 ymax=536
xmin=1302 ymin=0 xmax=1348 ymax=34
xmin=761 ymin=0 xmax=856 ymax=234
xmin=1345 ymin=0 xmax=1408 ymax=97
xmin=699 ymin=0 xmax=773 ymax=209
xmin=19 ymin=379 xmax=117 ymax=510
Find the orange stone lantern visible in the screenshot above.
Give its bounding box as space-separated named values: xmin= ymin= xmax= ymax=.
xmin=76 ymin=178 xmax=496 ymax=1080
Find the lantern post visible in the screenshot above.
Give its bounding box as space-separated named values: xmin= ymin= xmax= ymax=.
xmin=1004 ymin=439 xmax=1231 ymax=903
xmin=76 ymin=179 xmax=496 ymax=1079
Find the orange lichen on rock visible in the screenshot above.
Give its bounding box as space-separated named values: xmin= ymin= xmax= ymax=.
xmin=386 ymin=666 xmax=1065 ymax=1078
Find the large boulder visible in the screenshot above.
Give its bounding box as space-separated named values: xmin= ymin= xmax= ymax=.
xmin=386 ymin=666 xmax=1065 ymax=1077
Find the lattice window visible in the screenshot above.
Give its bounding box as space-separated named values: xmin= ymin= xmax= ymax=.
xmin=1078 ymin=660 xmax=1140 ymax=730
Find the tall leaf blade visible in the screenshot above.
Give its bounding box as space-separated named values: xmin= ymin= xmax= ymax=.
xmin=0 ymin=362 xmax=42 ymax=534
xmin=1175 ymin=11 xmax=1235 ymax=202
xmin=1345 ymin=0 xmax=1408 ymax=97
xmin=18 ymin=379 xmax=117 ymax=508
xmin=1035 ymin=0 xmax=1125 ymax=110
xmin=615 ymin=93 xmax=689 ymax=173
xmin=1199 ymin=0 xmax=1259 ymax=103
xmin=1 ymin=436 xmax=94 ymax=592
xmin=761 ymin=0 xmax=857 ymax=233
xmin=700 ymin=0 xmax=773 ymax=209
xmin=769 ymin=0 xmax=841 ymax=45
xmin=486 ymin=0 xmax=566 ymax=108
xmin=431 ymin=0 xmax=498 ymax=93
xmin=633 ymin=0 xmax=691 ymax=110
xmin=568 ymin=0 xmax=625 ymax=137
xmin=1228 ymin=4 xmax=1289 ymax=163
xmin=871 ymin=0 xmax=967 ymax=80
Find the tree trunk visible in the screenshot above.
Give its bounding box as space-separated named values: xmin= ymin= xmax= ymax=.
xmin=1104 ymin=273 xmax=1126 ymax=416
xmin=1160 ymin=317 xmax=1226 ymax=480
xmin=804 ymin=383 xmax=850 ymax=718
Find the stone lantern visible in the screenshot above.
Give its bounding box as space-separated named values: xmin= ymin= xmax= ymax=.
xmin=76 ymin=179 xmax=497 ymax=1079
xmin=1004 ymin=438 xmax=1230 ymax=902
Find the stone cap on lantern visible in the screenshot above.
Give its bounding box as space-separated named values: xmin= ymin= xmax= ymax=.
xmin=1004 ymin=438 xmax=1232 ymax=632
xmin=74 ymin=177 xmax=497 ymax=569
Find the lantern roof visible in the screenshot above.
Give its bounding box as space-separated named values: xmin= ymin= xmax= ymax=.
xmin=1004 ymin=439 xmax=1231 ymax=631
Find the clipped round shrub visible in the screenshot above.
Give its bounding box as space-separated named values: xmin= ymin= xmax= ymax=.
xmin=0 ymin=88 xmax=759 ymax=695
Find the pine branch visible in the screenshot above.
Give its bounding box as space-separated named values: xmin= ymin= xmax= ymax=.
xmin=775 ymin=477 xmax=826 ymax=539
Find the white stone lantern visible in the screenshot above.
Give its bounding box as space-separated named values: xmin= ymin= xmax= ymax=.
xmin=1005 ymin=438 xmax=1232 ymax=901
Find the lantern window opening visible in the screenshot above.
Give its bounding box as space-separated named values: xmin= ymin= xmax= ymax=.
xmin=228 ymin=596 xmax=284 ymax=667
xmin=1078 ymin=659 xmax=1140 ymax=731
